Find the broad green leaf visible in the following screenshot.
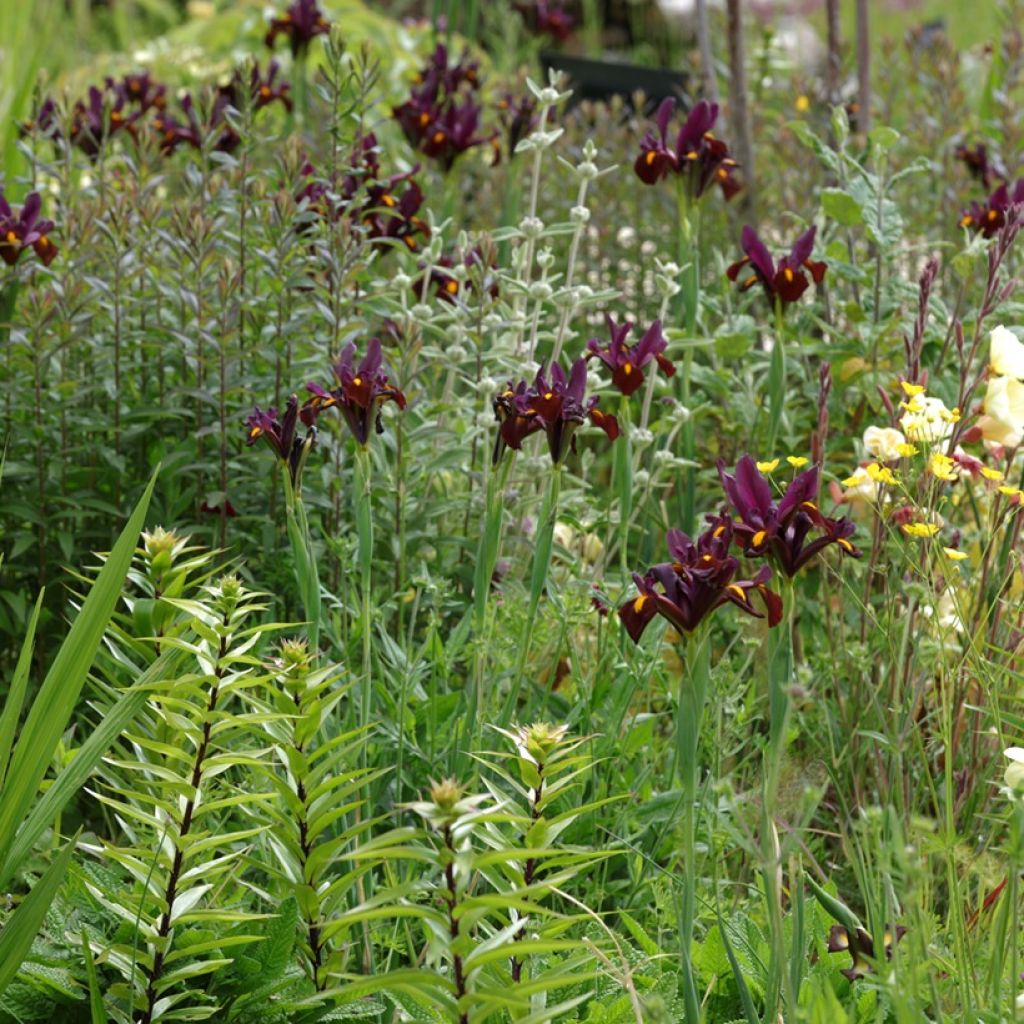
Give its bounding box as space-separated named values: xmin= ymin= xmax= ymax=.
xmin=821 ymin=188 xmax=864 ymax=227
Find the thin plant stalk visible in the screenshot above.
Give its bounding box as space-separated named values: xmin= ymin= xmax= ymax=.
xmin=502 ymin=462 xmax=562 ymax=725
xmin=674 ymin=625 xmax=710 ymax=1024
xmin=766 ymin=300 xmax=787 ymax=455
xmin=468 ymin=453 xmax=514 ymax=748
xmin=676 ymin=182 xmax=699 ymax=535
xmin=282 ymin=471 xmax=321 ymax=651
xmin=762 ymin=574 xmax=796 ymax=1017
xmin=354 ymin=445 xmax=374 ymax=743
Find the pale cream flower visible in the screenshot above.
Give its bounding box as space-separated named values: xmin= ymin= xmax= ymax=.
xmin=900 ymin=396 xmax=956 ymax=442
xmin=841 ymin=466 xmax=878 ymax=502
xmin=863 ymin=425 xmax=906 ymax=462
xmin=989 ymin=325 xmax=1024 ymax=379
xmin=979 ymin=375 xmax=1024 ymax=448
xmin=1004 ymin=747 xmax=1024 ymax=793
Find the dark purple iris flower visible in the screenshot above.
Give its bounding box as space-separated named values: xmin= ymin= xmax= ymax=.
xmin=717 ymin=455 xmax=859 ymax=576
xmin=960 ymin=179 xmax=1024 ymax=238
xmin=955 ymin=142 xmax=1001 ymax=189
xmin=827 ymin=924 xmax=906 ymax=983
xmin=265 ymin=0 xmax=330 ymax=56
xmin=245 ymin=394 xmax=318 ymax=487
xmin=492 ymin=358 xmax=620 ymax=465
xmin=393 ymin=45 xmax=493 ymax=170
xmin=495 ymin=92 xmax=538 ymax=162
xmin=0 ymin=191 xmax=58 ymax=267
xmin=726 ymin=225 xmax=827 ymax=308
xmin=514 ymin=1 xmax=575 ymax=42
xmin=619 ymin=519 xmax=783 ymax=641
xmin=634 ymin=98 xmax=741 ymax=201
xmin=586 ymin=315 xmax=675 ymax=397
xmin=306 ymin=338 xmax=407 ymax=446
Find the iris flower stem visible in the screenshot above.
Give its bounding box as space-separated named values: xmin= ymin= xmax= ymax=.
xmin=502 ymin=463 xmax=562 ymax=726
xmin=762 ymin=573 xmax=796 ymax=1018
xmin=766 ymin=299 xmax=786 ymax=456
xmin=674 ymin=626 xmax=710 ymax=1024
xmin=676 ymin=182 xmax=699 ymax=536
xmin=615 ymin=397 xmax=633 ymax=581
xmin=468 ymin=454 xmax=514 ymax=752
xmin=282 ymin=472 xmax=320 ymax=652
xmin=354 ymin=445 xmax=374 ymax=755
xmin=294 ymin=53 xmax=309 ymax=126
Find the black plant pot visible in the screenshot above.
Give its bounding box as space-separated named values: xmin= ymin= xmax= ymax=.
xmin=539 ymin=51 xmax=688 ymax=110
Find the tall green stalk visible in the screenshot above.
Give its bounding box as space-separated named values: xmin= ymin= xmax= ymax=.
xmin=766 ymin=300 xmax=787 ymax=456
xmin=502 ymin=462 xmax=562 ymax=725
xmin=762 ymin=574 xmax=796 ymax=1017
xmin=282 ymin=471 xmax=321 ymax=651
xmin=354 ymin=445 xmax=374 ymax=742
xmin=676 ymin=183 xmax=700 ymax=536
xmin=469 ymin=454 xmax=513 ymax=748
xmin=675 ymin=626 xmax=711 ymax=1024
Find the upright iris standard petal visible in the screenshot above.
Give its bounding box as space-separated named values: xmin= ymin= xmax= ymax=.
xmin=492 ymin=357 xmax=619 ymax=465
xmin=586 ymin=315 xmax=675 ymax=397
xmin=307 ymin=337 xmax=407 ymax=447
xmin=718 ymin=455 xmax=860 ymax=575
xmin=619 ymin=519 xmax=783 ymax=641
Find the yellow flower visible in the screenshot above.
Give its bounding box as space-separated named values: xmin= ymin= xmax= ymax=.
xmin=928 ymin=452 xmax=958 ymax=482
xmin=998 ymin=485 xmax=1023 ymax=498
xmin=981 ymin=466 xmax=1005 ymax=481
xmin=902 ymin=522 xmax=940 ymax=538
xmin=866 ymin=462 xmax=899 ymax=486
xmin=757 ymin=459 xmax=780 ymax=473
xmin=943 ymin=547 xmax=968 ymax=561
xmin=989 ymin=325 xmax=1024 ymax=379
xmin=896 ymin=443 xmax=919 ymax=457
xmin=795 ymin=94 xmax=811 ymax=113
xmin=863 ymin=425 xmax=906 ymax=462
xmin=786 ymin=455 xmax=809 ymax=468
xmin=900 ymin=381 xmax=925 ymax=397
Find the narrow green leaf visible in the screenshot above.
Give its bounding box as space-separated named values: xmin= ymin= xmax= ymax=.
xmin=5 ymin=648 xmax=183 ymax=877
xmin=0 ymin=590 xmax=42 ymax=790
xmin=81 ymin=931 xmax=107 ymax=1024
